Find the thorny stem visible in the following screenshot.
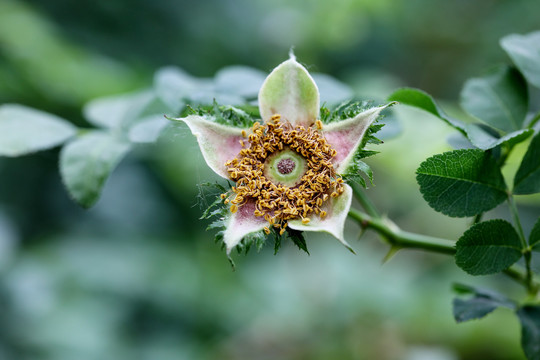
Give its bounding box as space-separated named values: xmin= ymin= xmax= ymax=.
xmin=348 ymin=192 xmax=539 ymax=295
xmin=348 ymin=208 xmax=455 ymax=255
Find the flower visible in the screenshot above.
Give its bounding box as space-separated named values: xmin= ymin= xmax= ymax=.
xmin=174 ymin=53 xmax=392 ymax=254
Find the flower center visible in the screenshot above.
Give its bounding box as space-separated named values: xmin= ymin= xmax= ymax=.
xmin=224 ymin=114 xmax=344 ymax=235
xmin=263 ymin=148 xmax=306 ymax=187
xmin=277 ymin=158 xmax=295 ymax=174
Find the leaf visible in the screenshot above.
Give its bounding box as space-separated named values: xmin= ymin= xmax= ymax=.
xmin=460 ymin=66 xmax=528 ymax=133
xmin=463 ymin=124 xmax=532 ymax=150
xmin=416 ymin=149 xmax=507 ymax=217
xmin=455 ymin=219 xmax=522 ymax=275
xmin=517 ymin=305 xmax=540 ymax=360
xmin=154 ymin=66 xmax=212 ymax=111
xmin=529 ymin=217 xmax=540 ymax=252
xmin=214 ymin=65 xmax=266 ymax=99
xmin=128 ymin=115 xmax=169 ymax=143
xmin=501 ymin=31 xmax=540 ymax=88
xmin=286 ymin=228 xmax=309 ymax=255
xmin=311 ymin=73 xmax=354 ymax=105
xmin=453 ymin=283 xmax=516 ymax=323
xmin=60 ymin=132 xmax=131 ymax=208
xmin=83 ymin=91 xmax=156 ymax=130
xmin=388 ymin=87 xmax=466 ymax=133
xmin=514 ymin=131 xmax=540 ymax=195
xmin=0 ymin=104 xmax=76 ymax=157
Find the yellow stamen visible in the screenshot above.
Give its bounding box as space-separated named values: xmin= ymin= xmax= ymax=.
xmin=224 ymin=114 xmax=344 ymax=229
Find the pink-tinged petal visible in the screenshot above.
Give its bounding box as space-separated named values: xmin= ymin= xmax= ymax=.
xmin=288 ymin=184 xmax=354 ymax=252
xmin=323 ymin=104 xmax=395 ymax=174
xmin=172 ymin=115 xmax=248 ymax=178
xmin=258 ymin=53 xmax=319 ymax=127
xmin=223 ymin=200 xmax=267 ymax=254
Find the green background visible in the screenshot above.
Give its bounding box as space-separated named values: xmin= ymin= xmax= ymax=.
xmin=1 ymin=0 xmax=540 ymax=359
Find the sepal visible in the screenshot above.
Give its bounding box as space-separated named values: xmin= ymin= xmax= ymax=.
xmin=258 ymin=53 xmax=319 ymax=127
xmin=288 ymin=184 xmax=354 ymax=253
xmin=170 ymin=115 xmax=249 ymax=179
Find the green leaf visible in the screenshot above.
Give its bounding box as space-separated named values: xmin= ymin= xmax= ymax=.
xmin=452 ymin=283 xmax=516 ymax=323
xmin=514 ymin=131 xmax=540 ymax=194
xmin=0 ymin=104 xmax=76 ymax=157
xmin=501 ymin=31 xmax=540 ymax=88
xmin=517 ymin=305 xmax=540 ymax=360
xmin=214 ymin=65 xmax=265 ymax=99
xmin=83 ymin=91 xmax=161 ymax=131
xmin=388 ymin=87 xmax=466 ymax=133
xmin=463 ymin=124 xmax=532 ymax=150
xmin=455 ymin=219 xmax=522 ymax=275
xmin=416 ymin=149 xmax=507 ymax=217
xmin=286 ymin=228 xmax=309 ymax=255
xmin=311 ymin=73 xmax=354 ymax=105
xmin=460 ymin=66 xmax=528 ymax=133
xmin=128 ymin=116 xmax=169 ymax=143
xmin=60 ymin=132 xmax=131 ymax=208
xmin=529 ymin=217 xmax=540 ymax=252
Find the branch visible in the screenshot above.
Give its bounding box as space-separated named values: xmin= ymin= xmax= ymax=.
xmin=348 ymin=208 xmax=539 ymax=292
xmin=348 ymin=208 xmax=455 ymax=255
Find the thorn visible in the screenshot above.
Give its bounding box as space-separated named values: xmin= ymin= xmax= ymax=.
xmin=382 ymin=246 xmax=401 ymax=264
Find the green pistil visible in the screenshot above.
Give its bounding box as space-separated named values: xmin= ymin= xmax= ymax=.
xmin=264 ymin=148 xmax=306 ymax=187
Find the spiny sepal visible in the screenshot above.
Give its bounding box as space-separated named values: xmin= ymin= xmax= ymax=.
xmin=186 ymin=100 xmax=259 ymax=128
xmin=341 ymin=115 xmax=385 ymax=188
xmin=320 ymin=100 xmax=377 ymax=124
xmin=197 ymin=182 xmax=311 ymax=259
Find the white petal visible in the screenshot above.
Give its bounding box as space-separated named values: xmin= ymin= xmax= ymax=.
xmin=288 ymin=184 xmax=354 ymax=251
xmin=172 ymin=115 xmax=248 ymax=178
xmin=223 ymin=200 xmax=267 ymax=254
xmin=258 ymin=55 xmax=319 ymax=127
xmin=323 ymin=104 xmax=394 ymax=174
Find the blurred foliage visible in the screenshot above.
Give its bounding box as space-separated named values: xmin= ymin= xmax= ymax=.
xmin=1 ymin=0 xmax=540 ymax=359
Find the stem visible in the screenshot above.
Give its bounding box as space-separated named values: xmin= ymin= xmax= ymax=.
xmin=348 ymin=208 xmax=540 ymax=291
xmin=508 ymin=194 xmax=536 ymax=296
xmin=472 ymin=213 xmax=483 ymax=225
xmin=508 ymin=194 xmax=527 ymax=248
xmin=350 ymin=183 xmax=380 ymax=218
xmin=348 ymin=208 xmax=455 ymax=255
xmin=528 ymin=111 xmax=540 ymax=129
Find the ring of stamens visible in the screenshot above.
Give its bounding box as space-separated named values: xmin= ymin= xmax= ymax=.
xmin=224 ymin=114 xmax=344 ymax=235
